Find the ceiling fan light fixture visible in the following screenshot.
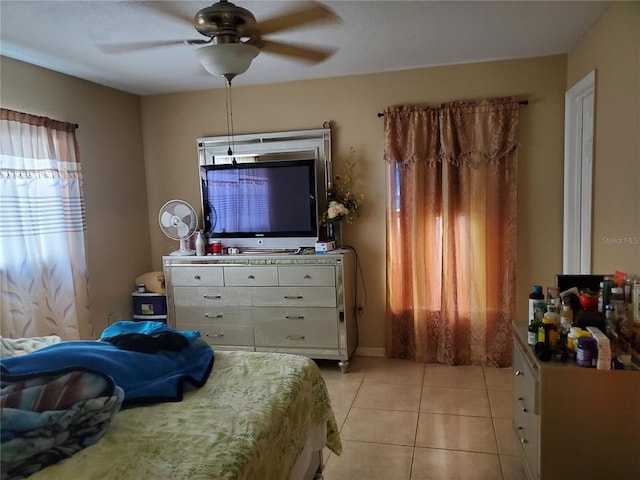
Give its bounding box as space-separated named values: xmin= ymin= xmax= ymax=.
xmin=195 ymin=43 xmax=259 ymax=82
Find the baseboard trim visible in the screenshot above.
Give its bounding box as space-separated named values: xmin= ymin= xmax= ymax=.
xmin=354 ymin=346 xmax=385 ymax=357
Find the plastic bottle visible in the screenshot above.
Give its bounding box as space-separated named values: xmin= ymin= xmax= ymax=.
xmin=623 ymin=274 xmax=637 ymax=316
xmin=597 ymin=282 xmax=605 ymax=313
xmin=195 ymin=230 xmax=206 ymax=256
xmin=544 ymin=301 xmax=560 ymax=323
xmin=610 ymin=287 xmax=625 ymax=318
xmin=541 ymin=317 xmax=558 ymax=347
xmin=601 ymin=276 xmax=615 ymax=312
xmin=633 ymin=277 xmax=640 ymax=325
xmin=567 ymin=327 xmax=583 ymax=354
xmin=538 ymin=304 xmax=559 ymax=347
xmin=560 ymin=304 xmax=573 ymax=333
xmin=605 ymin=304 xmax=617 ymax=337
xmin=576 ymin=336 xmax=597 ymax=368
xmin=528 ymin=320 xmax=540 ymax=346
xmin=528 ymin=285 xmax=546 ymax=324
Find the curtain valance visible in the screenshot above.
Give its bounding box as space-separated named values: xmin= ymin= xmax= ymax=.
xmin=1 ymin=108 xmax=78 ymax=132
xmin=1 ymin=108 xmax=80 ymax=163
xmin=383 ymin=96 xmax=520 ymax=166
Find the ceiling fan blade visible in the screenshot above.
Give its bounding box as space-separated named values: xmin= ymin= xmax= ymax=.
xmin=97 ymin=39 xmax=210 ymax=54
xmin=250 ymin=1 xmax=340 ymax=36
xmin=129 ymin=0 xmax=195 ymax=27
xmin=253 ymin=39 xmax=336 ymax=64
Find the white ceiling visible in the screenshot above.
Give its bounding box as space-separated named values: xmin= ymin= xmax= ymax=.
xmin=0 ymin=1 xmax=609 ymax=96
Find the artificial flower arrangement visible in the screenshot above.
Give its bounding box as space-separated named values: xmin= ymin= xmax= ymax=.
xmin=319 ymin=148 xmax=364 ymax=228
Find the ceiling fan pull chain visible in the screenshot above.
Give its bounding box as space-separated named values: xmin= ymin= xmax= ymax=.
xmin=228 ymin=81 xmax=236 ymax=162
xmin=225 ymin=80 xmax=234 ymax=157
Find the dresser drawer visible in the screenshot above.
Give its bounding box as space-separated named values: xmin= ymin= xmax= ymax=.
xmin=224 ymin=266 xmax=278 ymax=286
xmin=171 ymin=266 xmax=224 ymax=286
xmin=278 ymin=265 xmax=336 ymax=287
xmin=173 ymin=286 xmax=251 ymax=307
xmin=251 ymin=287 xmax=337 ymax=307
xmin=174 ymin=306 xmax=251 ymax=324
xmin=255 ymin=307 xmax=338 ymax=348
xmin=178 ymin=320 xmax=254 ymax=346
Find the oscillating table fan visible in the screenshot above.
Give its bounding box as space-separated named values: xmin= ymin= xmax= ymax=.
xmin=158 ymin=200 xmax=198 ymax=256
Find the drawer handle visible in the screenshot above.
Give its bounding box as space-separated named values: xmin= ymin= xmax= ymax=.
xmin=203 ymin=294 xmax=222 ymax=300
xmin=204 ymin=313 xmax=223 ymax=319
xmin=516 ymin=426 xmax=528 ymax=444
xmin=515 ymin=370 xmax=524 ymax=376
xmin=517 ymin=396 xmax=528 ymax=413
xmin=285 ymin=315 xmax=305 ymax=319
xmin=303 ymin=274 xmax=311 ymax=279
xmin=286 ymin=335 xmax=305 ymax=341
xmin=284 ymin=295 xmax=304 ymax=300
xmin=194 ymin=275 xmax=201 ymax=280
xmin=205 ymin=332 xmax=224 ymax=338
xmin=247 ymin=274 xmax=255 ymax=279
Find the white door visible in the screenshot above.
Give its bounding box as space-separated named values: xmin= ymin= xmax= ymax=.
xmin=563 ymin=71 xmax=595 ymax=274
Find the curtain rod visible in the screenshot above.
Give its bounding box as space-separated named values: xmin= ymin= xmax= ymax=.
xmin=376 ymin=100 xmax=528 ymax=117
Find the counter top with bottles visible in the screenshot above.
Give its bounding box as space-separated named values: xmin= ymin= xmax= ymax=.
xmin=514 ymin=321 xmax=639 ymax=371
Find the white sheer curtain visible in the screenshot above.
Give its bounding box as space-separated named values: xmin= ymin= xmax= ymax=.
xmin=0 ymin=108 xmax=92 ymax=339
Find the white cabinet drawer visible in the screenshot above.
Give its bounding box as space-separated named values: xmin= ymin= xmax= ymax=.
xmin=179 ymin=322 xmax=253 ymax=346
xmin=175 ymin=307 xmax=253 ymax=346
xmin=174 ymin=306 xmax=251 ymax=324
xmin=278 ymin=266 xmax=335 ymax=287
xmin=173 ymin=286 xmax=251 ymax=307
xmin=224 ymin=266 xmax=278 ymax=286
xmin=171 ymin=266 xmax=224 ymax=286
xmin=251 ymin=287 xmax=337 ymax=307
xmin=255 ymin=308 xmax=338 ymax=348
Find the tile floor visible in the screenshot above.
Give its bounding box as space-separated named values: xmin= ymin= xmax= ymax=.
xmin=315 ymin=356 xmax=529 ymax=480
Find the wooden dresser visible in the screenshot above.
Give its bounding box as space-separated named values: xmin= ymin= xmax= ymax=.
xmin=512 ymin=322 xmax=640 ymax=479
xmin=163 ymin=251 xmax=357 ymax=372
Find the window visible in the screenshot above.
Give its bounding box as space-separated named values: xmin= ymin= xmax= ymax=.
xmin=0 ymin=109 xmax=91 ymax=339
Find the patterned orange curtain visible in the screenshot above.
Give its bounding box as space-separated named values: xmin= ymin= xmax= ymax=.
xmin=384 ymin=97 xmax=519 ymax=366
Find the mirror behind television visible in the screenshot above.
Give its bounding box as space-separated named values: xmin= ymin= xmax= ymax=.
xmin=197 ymin=128 xmax=331 ymax=250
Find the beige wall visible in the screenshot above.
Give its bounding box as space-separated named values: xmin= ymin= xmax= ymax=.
xmin=0 ymin=56 xmax=151 ymax=337
xmin=142 ymin=54 xmax=568 ymax=350
xmin=567 ymin=2 xmax=640 ymax=274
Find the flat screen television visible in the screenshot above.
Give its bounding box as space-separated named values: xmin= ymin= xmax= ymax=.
xmin=200 ymin=159 xmax=318 ymax=249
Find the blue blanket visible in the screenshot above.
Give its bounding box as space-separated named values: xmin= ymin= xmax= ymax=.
xmin=0 ymin=322 xmax=214 ymax=409
xmin=0 ymin=322 xmax=213 ymax=479
xmin=1 ymin=370 xmax=124 ymax=480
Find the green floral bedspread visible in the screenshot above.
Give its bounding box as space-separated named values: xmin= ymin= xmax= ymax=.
xmin=28 ymin=350 xmax=342 ymax=480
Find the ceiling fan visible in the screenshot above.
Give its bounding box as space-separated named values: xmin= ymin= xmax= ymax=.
xmin=98 ymin=0 xmax=341 ymax=83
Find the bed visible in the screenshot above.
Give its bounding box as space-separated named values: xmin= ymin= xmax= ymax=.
xmin=0 ymin=323 xmax=342 ymax=480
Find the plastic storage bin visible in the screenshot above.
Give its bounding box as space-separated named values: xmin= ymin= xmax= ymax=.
xmin=131 ymin=292 xmax=167 ymax=322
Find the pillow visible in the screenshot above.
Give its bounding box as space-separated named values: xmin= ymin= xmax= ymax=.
xmin=135 ymin=271 xmax=165 ymax=294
